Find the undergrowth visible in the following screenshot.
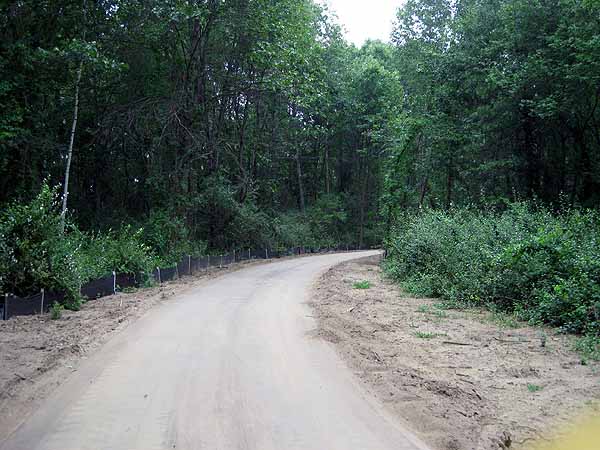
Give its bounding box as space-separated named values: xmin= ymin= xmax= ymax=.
xmin=384 ymin=204 xmax=600 ymax=341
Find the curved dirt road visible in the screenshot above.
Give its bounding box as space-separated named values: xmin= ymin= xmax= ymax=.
xmin=1 ymin=252 xmax=429 ymax=450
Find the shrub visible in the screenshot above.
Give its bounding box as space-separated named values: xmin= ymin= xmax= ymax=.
xmin=0 ymin=184 xmax=162 ymax=307
xmin=228 ymin=202 xmax=274 ymax=249
xmin=0 ymin=184 xmax=82 ymax=308
xmin=142 ymin=210 xmax=205 ymax=264
xmin=384 ymin=204 xmax=600 ymax=336
xmin=307 ymin=194 xmax=349 ymax=247
xmin=50 ymin=302 xmax=64 ymax=320
xmin=76 ymin=226 xmax=159 ymax=279
xmin=274 ymin=212 xmax=315 ymax=248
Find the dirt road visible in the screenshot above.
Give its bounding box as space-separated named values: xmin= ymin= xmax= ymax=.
xmin=1 ymin=251 xmax=429 ymax=450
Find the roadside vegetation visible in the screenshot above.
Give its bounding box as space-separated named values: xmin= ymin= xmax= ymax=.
xmin=378 ymin=0 xmax=600 ymax=357
xmin=0 ymin=184 xmax=356 ymax=308
xmin=384 ymin=205 xmax=600 ymax=358
xmin=1 ymin=0 xmax=599 ymax=352
xmin=312 ymin=257 xmax=600 ymax=450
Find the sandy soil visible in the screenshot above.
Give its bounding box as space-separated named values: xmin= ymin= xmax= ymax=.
xmin=0 ymin=259 xmax=271 ymax=442
xmin=310 ymin=256 xmax=600 ymax=450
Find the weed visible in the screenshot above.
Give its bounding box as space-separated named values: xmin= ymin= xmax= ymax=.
xmin=433 ymin=302 xmax=454 ymax=310
xmin=353 ymin=280 xmax=371 ymax=289
xmin=538 ymin=331 xmax=548 ymax=348
xmin=575 ymin=335 xmax=600 ymax=361
xmin=414 ymin=331 xmax=446 ymax=339
xmin=527 ymin=384 xmax=544 ymax=393
xmin=489 ymin=311 xmax=520 ymax=329
xmin=50 ymin=303 xmax=64 ymax=320
xmin=417 ymin=304 xmax=448 ymax=318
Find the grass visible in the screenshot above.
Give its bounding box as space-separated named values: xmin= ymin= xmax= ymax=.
xmin=417 ymin=304 xmax=448 ymax=318
xmin=487 ymin=311 xmax=521 ymax=329
xmin=414 ymin=331 xmax=446 ymax=339
xmin=527 ymin=383 xmax=544 ymax=393
xmin=353 ymin=280 xmax=371 ymax=290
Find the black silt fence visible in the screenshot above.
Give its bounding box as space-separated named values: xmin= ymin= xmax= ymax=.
xmin=177 ymin=257 xmax=191 ymax=277
xmin=2 ymin=291 xmax=64 ymax=320
xmin=160 ymin=267 xmax=178 ymax=282
xmin=249 ymin=248 xmax=266 ymax=259
xmin=5 ymin=293 xmax=43 ymax=318
xmin=152 ymin=268 xmax=161 ymax=283
xmin=191 ymin=256 xmax=209 ymax=273
xmin=115 ymin=273 xmax=138 ymax=290
xmin=222 ymin=253 xmax=235 ymax=266
xmin=81 ymin=274 xmax=115 ymax=300
xmin=209 ymin=256 xmax=221 ymax=268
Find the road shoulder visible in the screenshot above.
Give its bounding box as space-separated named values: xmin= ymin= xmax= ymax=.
xmin=309 ymin=256 xmax=600 ymax=450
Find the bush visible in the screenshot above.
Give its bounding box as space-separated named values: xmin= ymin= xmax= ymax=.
xmin=142 ymin=210 xmax=205 ymax=264
xmin=384 ymin=204 xmax=600 ymax=336
xmin=227 ymin=202 xmax=275 ymax=250
xmin=50 ymin=302 xmax=64 ymax=320
xmin=0 ymin=184 xmax=163 ymax=306
xmin=0 ymin=184 xmax=82 ymax=308
xmin=274 ymin=212 xmax=315 ymax=248
xmin=307 ymin=194 xmax=349 ymax=247
xmin=76 ymin=226 xmax=159 ymax=280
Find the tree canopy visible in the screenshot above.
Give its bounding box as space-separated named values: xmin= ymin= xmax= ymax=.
xmin=1 ymin=0 xmax=599 ymax=248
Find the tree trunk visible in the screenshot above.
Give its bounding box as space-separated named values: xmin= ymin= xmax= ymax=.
xmin=296 ymin=147 xmax=306 ymax=214
xmin=325 ymin=146 xmax=331 ymax=194
xmin=419 ymin=175 xmax=429 ymax=209
xmin=359 ymin=160 xmax=370 ymax=249
xmin=446 ymin=154 xmax=453 ymax=209
xmin=60 ymin=59 xmax=83 ymax=233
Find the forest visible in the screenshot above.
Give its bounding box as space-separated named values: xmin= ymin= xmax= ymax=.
xmin=0 ymin=1 xmax=599 ymax=348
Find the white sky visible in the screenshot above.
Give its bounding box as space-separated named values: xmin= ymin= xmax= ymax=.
xmin=321 ymin=0 xmax=407 ymax=46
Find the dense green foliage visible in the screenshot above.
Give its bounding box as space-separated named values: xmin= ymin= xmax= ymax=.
xmin=0 ymin=185 xmax=161 ymax=306
xmin=0 ymin=0 xmax=386 ymax=251
xmin=0 ymin=185 xmax=82 ymax=305
xmin=1 ymin=0 xmax=599 ymax=347
xmin=381 ymin=0 xmax=600 ymax=347
xmin=381 ymin=0 xmax=600 ymax=217
xmin=385 ymin=205 xmax=600 ymax=336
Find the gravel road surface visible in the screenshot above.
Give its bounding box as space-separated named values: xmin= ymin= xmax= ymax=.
xmin=1 ymin=251 xmax=429 ymax=450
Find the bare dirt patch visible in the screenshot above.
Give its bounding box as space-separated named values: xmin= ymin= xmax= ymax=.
xmin=0 ymin=259 xmax=271 ymax=442
xmin=310 ymin=256 xmax=600 ymax=450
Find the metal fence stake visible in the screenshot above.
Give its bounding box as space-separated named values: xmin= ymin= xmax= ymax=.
xmin=157 ymin=267 xmax=161 ymax=284
xmin=220 ymin=255 xmax=223 ymax=268
xmin=40 ymin=288 xmax=45 ymax=315
xmin=207 ymin=255 xmax=210 ymax=272
xmin=112 ymin=271 xmax=116 ymax=294
xmin=3 ymin=293 xmax=7 ymax=321
xmin=188 ymin=255 xmax=192 ymax=275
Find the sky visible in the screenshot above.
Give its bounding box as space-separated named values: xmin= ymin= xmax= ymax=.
xmin=321 ymin=0 xmax=407 ymax=46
